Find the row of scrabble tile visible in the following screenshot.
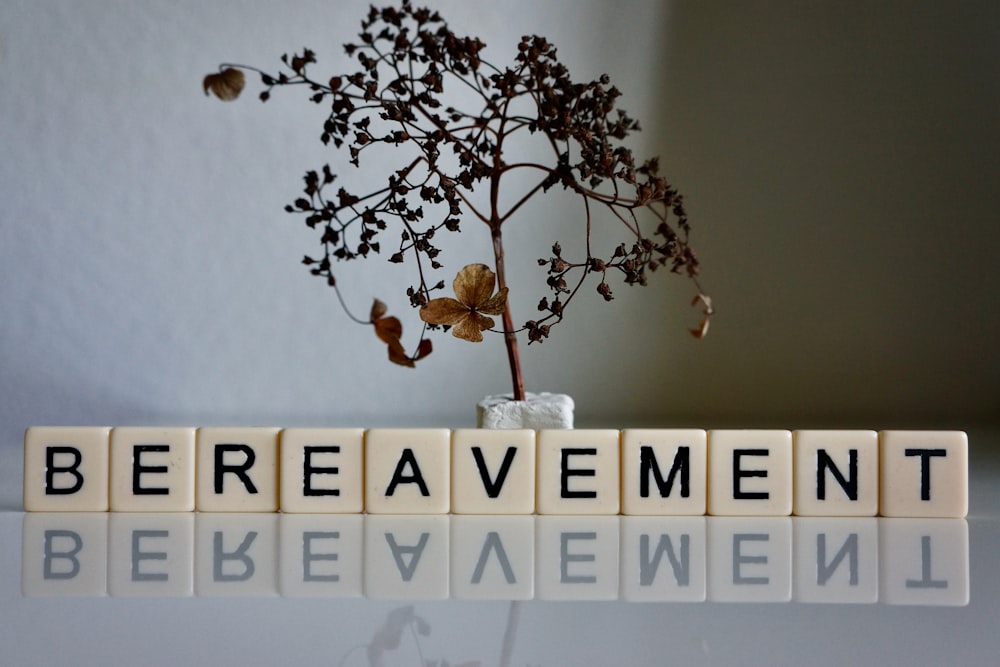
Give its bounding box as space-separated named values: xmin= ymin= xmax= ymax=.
xmin=22 ymin=513 xmax=969 ymax=605
xmin=23 ymin=427 xmax=969 ymax=517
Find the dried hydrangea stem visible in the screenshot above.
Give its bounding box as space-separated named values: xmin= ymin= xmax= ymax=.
xmin=492 ymin=223 xmax=526 ymax=401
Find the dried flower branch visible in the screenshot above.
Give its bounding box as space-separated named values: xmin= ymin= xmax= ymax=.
xmin=204 ymin=0 xmax=710 ymax=399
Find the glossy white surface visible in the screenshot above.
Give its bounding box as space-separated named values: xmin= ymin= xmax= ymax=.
xmin=5 ymin=434 xmax=1000 ymax=665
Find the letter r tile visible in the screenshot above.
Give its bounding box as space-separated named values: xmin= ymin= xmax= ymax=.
xmin=196 ymin=427 xmax=280 ymax=512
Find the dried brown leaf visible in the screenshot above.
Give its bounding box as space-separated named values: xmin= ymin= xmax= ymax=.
xmin=203 ymin=68 xmax=245 ymax=101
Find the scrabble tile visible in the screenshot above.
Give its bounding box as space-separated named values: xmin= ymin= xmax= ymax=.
xmin=365 ymin=429 xmax=450 ymax=514
xmin=279 ymin=428 xmax=365 ymax=513
xmin=535 ymin=516 xmax=619 ymax=600
xmin=195 ymin=513 xmax=279 ymax=597
xmin=450 ymin=515 xmax=534 ymax=600
xmin=23 ymin=426 xmax=111 ymax=512
xmin=536 ymin=429 xmax=620 ymax=515
xmin=279 ymin=514 xmax=363 ymax=598
xmin=793 ymin=430 xmax=878 ymax=516
xmin=792 ymin=517 xmax=878 ymax=604
xmin=364 ymin=515 xmax=449 ymax=599
xmin=21 ymin=513 xmax=108 ymax=597
xmin=707 ymin=430 xmax=792 ymax=516
xmin=879 ymin=431 xmax=968 ymax=517
xmin=196 ymin=427 xmax=280 ymax=512
xmin=451 ymin=429 xmax=535 ymax=514
xmin=879 ymin=518 xmax=968 ymax=606
xmin=707 ymin=517 xmax=792 ymax=602
xmin=109 ymin=427 xmax=196 ymax=512
xmin=108 ymin=513 xmax=194 ymax=597
xmin=621 ymin=429 xmax=707 ymax=516
xmin=620 ymin=517 xmax=707 ymax=602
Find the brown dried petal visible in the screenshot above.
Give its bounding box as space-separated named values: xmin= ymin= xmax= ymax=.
xmin=451 ymin=312 xmax=494 ymax=342
xmin=370 ymin=298 xmax=388 ymax=322
xmin=419 ymin=297 xmax=468 ymax=326
xmin=479 ymin=287 xmax=508 ymax=316
xmin=373 ymin=315 xmax=403 ymax=345
xmin=387 ymin=337 xmax=415 ymax=367
xmin=452 ymin=263 xmax=496 ymax=308
xmin=203 ymin=68 xmax=245 ymax=101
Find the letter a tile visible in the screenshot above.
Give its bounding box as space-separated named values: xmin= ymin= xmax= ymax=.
xmin=365 ymin=429 xmax=450 ymax=514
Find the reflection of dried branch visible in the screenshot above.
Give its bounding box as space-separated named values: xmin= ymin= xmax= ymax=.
xmin=499 ymin=601 xmax=521 ymax=667
xmin=338 ymin=602 xmax=524 ymax=667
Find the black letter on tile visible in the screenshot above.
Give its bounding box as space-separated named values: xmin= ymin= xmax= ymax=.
xmin=733 ymin=449 xmax=769 ymax=500
xmin=640 ymin=446 xmax=690 ymax=498
xmin=816 ymin=449 xmax=857 ymax=501
xmin=44 ymin=446 xmax=84 ymax=495
xmin=560 ymin=532 xmax=597 ymax=584
xmin=640 ymin=533 xmax=690 ymax=586
xmin=905 ymin=449 xmax=947 ymax=501
xmin=131 ymin=529 xmax=169 ymax=582
xmin=385 ymin=532 xmax=429 ymax=582
xmin=214 ymin=444 xmax=258 ymax=494
xmin=302 ymin=531 xmax=340 ymax=582
xmin=817 ymin=532 xmax=858 ymax=586
xmin=733 ymin=533 xmax=769 ymax=585
xmin=561 ymin=448 xmax=597 ymax=499
xmin=133 ymin=445 xmax=170 ymax=495
xmin=213 ymin=531 xmax=257 ymax=582
xmin=472 ymin=446 xmax=517 ymax=498
xmin=471 ymin=531 xmax=516 ymax=584
xmin=303 ymin=446 xmax=340 ymax=496
xmin=43 ymin=530 xmax=82 ymax=579
xmin=385 ymin=448 xmax=430 ymax=497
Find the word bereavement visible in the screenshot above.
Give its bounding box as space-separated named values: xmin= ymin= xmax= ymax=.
xmin=23 ymin=427 xmax=968 ymax=517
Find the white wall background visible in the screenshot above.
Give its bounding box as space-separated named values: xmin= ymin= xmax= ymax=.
xmin=2 ymin=0 xmax=998 ymax=451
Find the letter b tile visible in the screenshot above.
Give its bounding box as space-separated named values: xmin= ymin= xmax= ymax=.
xmin=24 ymin=427 xmax=111 ymax=512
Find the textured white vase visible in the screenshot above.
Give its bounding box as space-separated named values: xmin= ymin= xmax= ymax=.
xmin=476 ymin=392 xmax=574 ymax=430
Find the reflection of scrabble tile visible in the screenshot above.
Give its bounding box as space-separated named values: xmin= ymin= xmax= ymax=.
xmin=621 ymin=429 xmax=707 ymax=516
xmin=451 ymin=429 xmax=535 ymax=514
xmin=196 ymin=428 xmax=280 ymax=513
xmin=707 ymin=517 xmax=792 ymax=602
xmin=24 ymin=427 xmax=111 ymax=512
xmin=793 ymin=430 xmax=879 ymax=516
xmin=792 ymin=517 xmax=878 ymax=604
xmin=879 ymin=431 xmax=968 ymax=517
xmin=194 ymin=513 xmax=278 ymax=597
xmin=279 ymin=428 xmax=365 ymax=513
xmin=365 ymin=429 xmax=451 ymax=514
xmin=278 ymin=514 xmax=363 ymax=598
xmin=450 ymin=515 xmax=534 ymax=599
xmin=108 ymin=513 xmax=194 ymax=597
xmin=110 ymin=427 xmax=196 ymax=512
xmin=535 ymin=516 xmax=620 ymax=600
xmin=620 ymin=517 xmax=707 ymax=602
xmin=879 ymin=518 xmax=969 ymax=606
xmin=21 ymin=513 xmax=108 ymax=597
xmin=707 ymin=430 xmax=792 ymax=516
xmin=536 ymin=429 xmax=620 ymax=515
xmin=363 ymin=515 xmax=449 ymax=599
